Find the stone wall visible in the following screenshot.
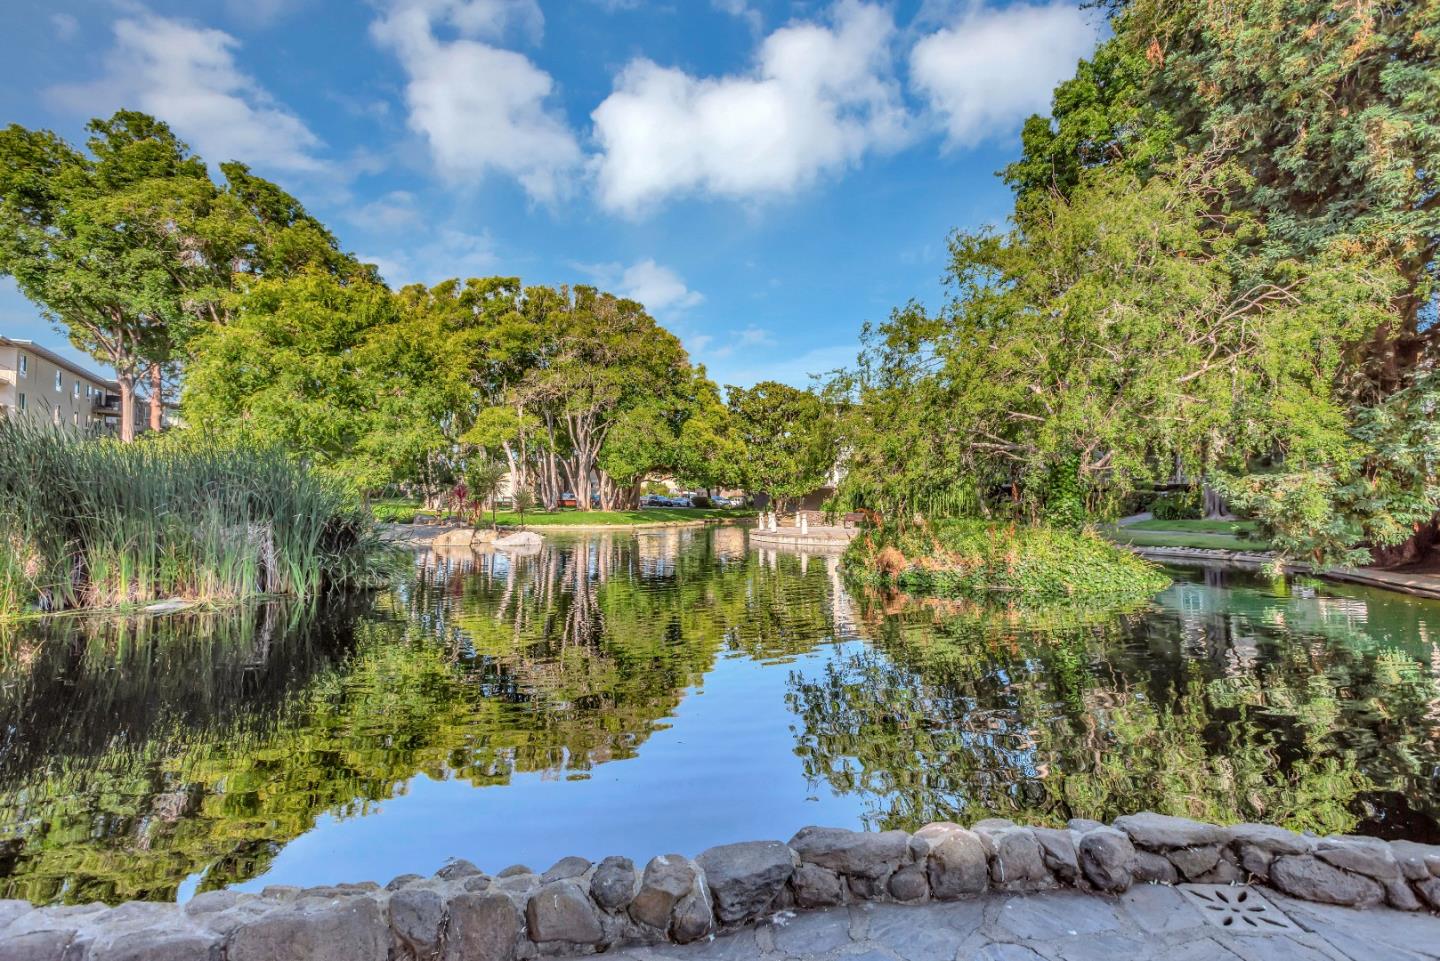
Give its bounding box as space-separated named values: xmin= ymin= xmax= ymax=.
xmin=4 ymin=814 xmax=1439 ymax=960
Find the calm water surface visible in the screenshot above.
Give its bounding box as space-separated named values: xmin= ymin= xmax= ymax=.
xmin=2 ymin=525 xmax=1439 ymax=905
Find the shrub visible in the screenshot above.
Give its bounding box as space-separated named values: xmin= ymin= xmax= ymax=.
xmin=689 ymin=494 xmax=713 ymax=509
xmin=843 ymin=519 xmax=1169 ymax=601
xmin=0 ymin=420 xmax=385 ymax=616
xmin=1151 ymin=490 xmax=1204 ymax=521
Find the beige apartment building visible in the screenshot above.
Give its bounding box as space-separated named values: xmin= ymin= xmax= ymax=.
xmin=0 ymin=337 xmax=153 ymax=435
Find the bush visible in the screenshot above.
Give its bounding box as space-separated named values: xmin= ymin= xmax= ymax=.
xmin=843 ymin=519 xmax=1170 ymax=601
xmin=0 ymin=420 xmax=385 ymax=616
xmin=1151 ymin=490 xmax=1204 ymax=521
xmin=689 ymin=494 xmax=713 ymax=509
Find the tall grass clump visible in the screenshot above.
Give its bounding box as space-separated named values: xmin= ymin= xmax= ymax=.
xmin=843 ymin=519 xmax=1170 ymax=602
xmin=0 ymin=419 xmax=385 ymax=616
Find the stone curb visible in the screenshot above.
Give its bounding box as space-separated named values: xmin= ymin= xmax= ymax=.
xmin=4 ymin=813 xmax=1438 ymax=960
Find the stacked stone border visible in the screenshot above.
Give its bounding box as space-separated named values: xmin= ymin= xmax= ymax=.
xmin=4 ymin=813 xmax=1440 ymax=960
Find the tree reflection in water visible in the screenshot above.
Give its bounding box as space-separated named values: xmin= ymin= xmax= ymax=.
xmin=0 ymin=534 xmax=1437 ymax=907
xmin=0 ymin=530 xmax=839 ymax=904
xmin=789 ymin=572 xmax=1440 ymax=840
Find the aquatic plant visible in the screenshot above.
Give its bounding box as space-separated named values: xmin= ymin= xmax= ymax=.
xmin=0 ymin=419 xmax=386 ymax=616
xmin=843 ymin=519 xmax=1170 ymax=601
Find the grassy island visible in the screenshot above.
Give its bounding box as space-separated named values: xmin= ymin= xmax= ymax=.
xmin=0 ymin=423 xmax=383 ymax=618
xmin=844 ymin=520 xmax=1171 ymax=602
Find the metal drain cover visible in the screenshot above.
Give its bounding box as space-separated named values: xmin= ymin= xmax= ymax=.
xmin=1177 ymin=884 xmax=1301 ymax=934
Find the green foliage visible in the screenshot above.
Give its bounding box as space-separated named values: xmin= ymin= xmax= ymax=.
xmin=1125 ymin=0 xmax=1440 ymax=371
xmin=1216 ymin=371 xmax=1440 ymax=568
xmin=462 ymin=460 xmax=509 ymax=528
xmin=1010 ymin=0 xmax=1439 ymax=370
xmin=180 ymin=271 xmax=471 ymax=493
xmin=0 ymin=420 xmax=382 ymax=615
xmin=1151 ymin=490 xmax=1204 ymax=521
xmin=1041 ymin=454 xmax=1085 ymax=530
xmin=369 ymin=500 xmax=426 ymax=524
xmin=1003 ymin=38 xmax=1176 ymax=206
xmin=512 ymin=488 xmax=536 ymax=527
xmin=834 ymin=156 xmax=1393 ymax=522
xmin=938 ymin=0 xmax=1440 ymax=561
xmin=0 ymin=112 xmax=368 ymax=438
xmin=844 ymin=520 xmax=1170 ymax=602
xmin=726 ymin=381 xmax=838 ymax=505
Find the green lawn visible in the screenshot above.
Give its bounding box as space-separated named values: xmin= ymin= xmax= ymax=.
xmin=371 ymin=500 xmax=753 ymax=526
xmin=1105 ymin=518 xmax=1271 ymax=552
xmin=488 ymin=508 xmax=753 ymax=526
xmin=1126 ymin=519 xmax=1261 ymax=536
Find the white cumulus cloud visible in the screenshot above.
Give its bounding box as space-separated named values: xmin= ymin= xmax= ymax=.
xmin=618 ymin=259 xmax=705 ymax=313
xmin=910 ymin=2 xmax=1099 ymax=149
xmin=360 ymin=227 xmax=499 ymax=287
xmin=371 ymin=0 xmax=580 ymax=202
xmin=591 ymin=0 xmax=912 ymax=214
xmin=577 ymin=259 xmax=704 ymax=315
xmin=48 ymin=14 xmax=325 ymax=173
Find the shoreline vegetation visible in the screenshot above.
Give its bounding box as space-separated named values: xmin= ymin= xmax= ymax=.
xmin=0 ymin=421 xmax=386 ymax=620
xmin=371 ymin=500 xmax=755 ymax=527
xmin=843 ymin=520 xmax=1171 ymax=603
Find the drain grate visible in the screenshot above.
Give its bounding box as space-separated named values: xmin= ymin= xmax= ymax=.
xmin=1177 ymin=884 xmax=1301 ymax=934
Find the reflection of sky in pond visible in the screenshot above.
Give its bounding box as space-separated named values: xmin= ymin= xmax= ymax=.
xmin=227 ymin=642 xmax=870 ymax=893
xmin=2 ymin=529 xmax=1439 ymax=906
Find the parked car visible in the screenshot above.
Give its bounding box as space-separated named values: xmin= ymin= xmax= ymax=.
xmin=559 ymin=492 xmax=577 ymax=508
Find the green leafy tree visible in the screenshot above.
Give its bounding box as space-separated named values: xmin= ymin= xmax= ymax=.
xmin=0 ymin=112 xmax=213 ymax=439
xmin=1217 ymin=371 xmax=1440 ymax=568
xmin=0 ymin=111 xmax=375 ymax=440
xmin=675 ymin=370 xmax=747 ymax=493
xmin=180 ymin=272 xmax=411 ymax=489
xmin=838 ymin=156 xmax=1395 ymax=521
xmin=1011 ymin=0 xmax=1440 ymax=398
xmin=464 ymin=459 xmax=509 ymax=529
xmin=727 ymin=381 xmax=837 ymax=510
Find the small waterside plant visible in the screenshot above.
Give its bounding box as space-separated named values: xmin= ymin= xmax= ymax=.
xmin=0 ymin=420 xmax=386 ymax=617
xmin=843 ymin=519 xmax=1170 ymax=602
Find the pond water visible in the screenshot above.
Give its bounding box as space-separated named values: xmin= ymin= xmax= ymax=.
xmin=2 ymin=525 xmax=1439 ymax=906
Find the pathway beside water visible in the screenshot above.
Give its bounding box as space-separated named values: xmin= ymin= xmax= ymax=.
xmin=614 ymin=888 xmax=1440 ymax=961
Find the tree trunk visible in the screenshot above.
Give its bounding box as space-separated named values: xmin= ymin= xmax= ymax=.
xmin=1202 ymin=482 xmax=1226 ymax=519
xmin=117 ymin=373 xmax=137 ymax=443
xmin=1369 ymin=520 xmax=1440 ymax=569
xmin=148 ymin=364 xmax=163 ymax=432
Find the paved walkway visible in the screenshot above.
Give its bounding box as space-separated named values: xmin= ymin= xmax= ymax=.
xmin=612 ymin=887 xmax=1440 ymax=961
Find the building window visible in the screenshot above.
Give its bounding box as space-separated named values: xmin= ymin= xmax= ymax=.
xmin=52 ymin=406 xmax=59 ymax=425
xmin=55 ymin=371 xmax=62 ymax=391
xmin=18 ymin=355 xmax=27 ymax=376
xmin=72 ymin=410 xmax=79 ymax=425
xmin=16 ymin=393 xmax=24 ymax=411
xmin=73 ymin=381 xmax=80 ymax=397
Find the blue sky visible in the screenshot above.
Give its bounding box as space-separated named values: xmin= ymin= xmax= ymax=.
xmin=1 ymin=0 xmax=1101 ymax=388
